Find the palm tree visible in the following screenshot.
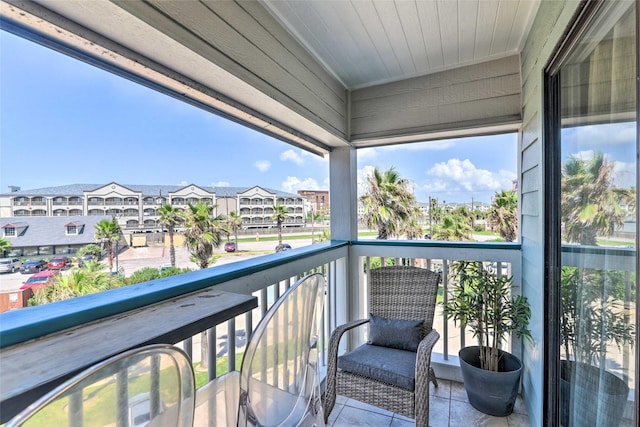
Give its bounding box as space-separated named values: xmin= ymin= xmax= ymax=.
xmin=30 ymin=268 xmax=121 ymax=305
xmin=0 ymin=236 xmax=11 ymax=257
xmin=272 ymin=204 xmax=288 ymax=245
xmin=360 ymin=166 xmax=418 ymax=239
xmin=181 ymin=201 xmax=228 ymax=269
xmin=158 ymin=204 xmax=182 ymax=267
xmin=180 ymin=200 xmax=228 ymax=370
xmin=226 ymin=211 xmax=243 ymax=249
xmin=488 ymin=190 xmax=518 ymax=242
xmin=94 ymin=219 xmax=121 ymax=270
xmin=397 ymin=206 xmax=424 ymax=239
xmin=431 ymin=214 xmax=473 ymax=241
xmin=561 ymin=152 xmax=626 ymax=245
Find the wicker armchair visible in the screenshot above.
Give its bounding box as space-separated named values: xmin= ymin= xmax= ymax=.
xmin=324 ymin=265 xmax=441 ymax=427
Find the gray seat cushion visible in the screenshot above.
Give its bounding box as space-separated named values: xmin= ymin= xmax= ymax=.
xmin=338 ymin=344 xmax=416 ymax=390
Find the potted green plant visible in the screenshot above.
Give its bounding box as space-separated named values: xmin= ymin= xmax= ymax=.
xmin=444 ymin=261 xmax=532 ymax=416
xmin=559 ymin=266 xmax=635 ymax=427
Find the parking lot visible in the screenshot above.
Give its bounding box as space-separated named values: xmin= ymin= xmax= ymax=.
xmin=0 ymin=237 xmax=310 ymax=293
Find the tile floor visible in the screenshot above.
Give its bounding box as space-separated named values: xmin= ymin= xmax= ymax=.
xmin=327 ymin=380 xmax=531 ymax=427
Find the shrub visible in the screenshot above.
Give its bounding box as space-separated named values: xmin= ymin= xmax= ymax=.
xmin=127 ymin=267 xmax=161 ymax=285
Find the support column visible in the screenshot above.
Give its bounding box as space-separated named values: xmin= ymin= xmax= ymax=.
xmin=329 ymin=146 xmax=362 ymax=349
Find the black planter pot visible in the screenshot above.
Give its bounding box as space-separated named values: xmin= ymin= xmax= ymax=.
xmin=458 ymin=346 xmax=522 ymax=417
xmin=560 ymin=360 xmax=629 ymax=427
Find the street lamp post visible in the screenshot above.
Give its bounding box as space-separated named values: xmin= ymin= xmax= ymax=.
xmin=114 ymin=239 xmax=119 ymax=274
xmin=310 ymin=207 xmax=315 ymax=243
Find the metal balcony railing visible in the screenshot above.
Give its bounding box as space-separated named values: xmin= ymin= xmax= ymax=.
xmin=2 ymin=239 xmax=633 ymax=424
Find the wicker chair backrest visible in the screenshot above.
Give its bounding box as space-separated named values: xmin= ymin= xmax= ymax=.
xmin=369 ymin=265 xmax=441 ymax=336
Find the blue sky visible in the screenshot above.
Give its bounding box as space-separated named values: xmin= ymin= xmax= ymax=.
xmin=1 ymin=30 xmax=519 ymax=204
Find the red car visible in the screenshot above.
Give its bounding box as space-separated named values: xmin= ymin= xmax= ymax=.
xmin=47 ymin=256 xmax=71 ymax=270
xmin=20 ymin=270 xmax=59 ymax=290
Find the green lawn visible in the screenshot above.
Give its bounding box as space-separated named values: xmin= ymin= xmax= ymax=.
xmin=193 ymin=352 xmax=244 ymax=389
xmin=596 ymin=239 xmax=636 ymax=247
xmin=20 ymin=367 xmax=184 ymax=426
xmin=234 ymin=230 xmax=376 ymax=243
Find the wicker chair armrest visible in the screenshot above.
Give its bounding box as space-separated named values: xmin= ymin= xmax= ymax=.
xmin=326 ymin=318 xmax=370 ymax=379
xmin=415 ymin=329 xmax=439 ymax=390
xmin=416 ymin=328 xmax=439 ymax=360
xmin=323 ymin=318 xmax=369 ymax=421
xmin=414 ymin=329 xmax=440 ymax=427
xmin=329 ymin=319 xmax=369 ymax=350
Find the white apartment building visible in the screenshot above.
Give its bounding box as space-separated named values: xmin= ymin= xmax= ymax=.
xmin=0 ymin=183 xmax=306 ymax=232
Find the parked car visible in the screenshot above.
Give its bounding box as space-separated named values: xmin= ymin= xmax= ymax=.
xmin=275 ymin=243 xmax=292 ymax=252
xmin=0 ymin=258 xmax=23 ymax=273
xmin=47 ymin=256 xmax=71 ymax=270
xmin=20 ymin=270 xmax=59 ymax=290
xmin=129 ymin=392 xmax=165 ymax=427
xmin=20 ymin=259 xmax=47 ymax=274
xmin=78 ymin=254 xmax=97 ymax=267
xmin=224 ymin=241 xmax=236 ymax=252
xmin=159 ymin=263 xmax=172 ymax=272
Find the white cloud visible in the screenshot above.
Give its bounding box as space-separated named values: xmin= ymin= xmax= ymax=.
xmin=358 ymin=140 xmax=455 ymax=162
xmin=357 ymin=165 xmax=376 ymax=191
xmin=358 ymin=148 xmax=378 ymax=161
xmin=613 ymin=161 xmax=636 ymax=188
xmin=424 ymin=158 xmax=515 ymax=194
xmin=282 ymin=176 xmax=319 ymax=193
xmin=211 ymin=181 xmax=230 ymax=187
xmin=322 ymin=176 xmax=330 ymax=189
xmin=254 ymin=160 xmax=271 ymax=172
xmin=280 ymin=149 xmax=304 ymax=165
xmin=565 ymin=122 xmax=636 ymax=147
xmin=563 ymin=151 xmax=636 ymax=189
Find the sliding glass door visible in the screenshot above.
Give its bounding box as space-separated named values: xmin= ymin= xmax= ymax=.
xmin=548 ymin=2 xmax=637 ymax=426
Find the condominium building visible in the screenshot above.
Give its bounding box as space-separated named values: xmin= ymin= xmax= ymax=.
xmin=0 ymin=183 xmax=306 ymax=232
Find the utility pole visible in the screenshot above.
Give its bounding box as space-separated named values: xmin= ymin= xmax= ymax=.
xmin=429 ymin=196 xmax=432 ymax=236
xmin=471 ymin=196 xmax=474 ymax=229
xmin=310 ymin=206 xmax=315 ymax=243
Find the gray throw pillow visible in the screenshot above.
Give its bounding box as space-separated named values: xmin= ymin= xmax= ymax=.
xmin=368 ymin=314 xmax=423 ymax=352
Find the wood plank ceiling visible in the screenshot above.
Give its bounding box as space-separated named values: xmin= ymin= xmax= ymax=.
xmin=262 ymin=0 xmax=541 ymax=90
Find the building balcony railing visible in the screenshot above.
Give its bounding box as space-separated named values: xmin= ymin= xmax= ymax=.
xmin=0 ymin=240 xmax=634 ymax=424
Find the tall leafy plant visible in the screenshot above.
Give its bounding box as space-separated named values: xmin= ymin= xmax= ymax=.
xmin=560 ymin=266 xmax=635 ymax=366
xmin=444 ymin=261 xmax=532 ymax=372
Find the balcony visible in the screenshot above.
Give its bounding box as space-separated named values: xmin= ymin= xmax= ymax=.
xmin=0 ymin=241 xmax=520 ymax=421
xmin=1 ymin=238 xmax=636 ymax=425
xmin=0 ymin=1 xmax=637 ymax=425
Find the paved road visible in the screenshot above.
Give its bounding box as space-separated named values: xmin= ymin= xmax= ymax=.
xmin=0 ymin=233 xmax=494 ymax=292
